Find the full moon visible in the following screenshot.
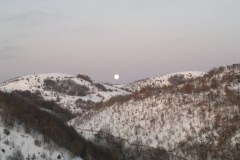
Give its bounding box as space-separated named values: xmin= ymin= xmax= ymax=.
xmin=114 ymin=74 xmax=119 ymax=80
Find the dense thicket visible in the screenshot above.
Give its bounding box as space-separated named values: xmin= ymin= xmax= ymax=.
xmin=44 ymin=78 xmax=89 ymax=96
xmin=12 ymin=90 xmax=73 ymax=122
xmin=168 ymin=74 xmax=184 ymax=86
xmin=76 ymin=74 xmax=93 ymax=83
xmin=94 ymin=83 xmax=107 ymax=92
xmin=0 ymin=91 xmax=115 ymax=160
xmin=92 ymin=129 xmax=169 ymax=160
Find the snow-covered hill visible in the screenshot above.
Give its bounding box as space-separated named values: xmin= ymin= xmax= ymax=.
xmin=120 ymin=71 xmax=205 ymax=92
xmin=70 ymin=64 xmax=240 ymax=159
xmin=1 ymin=65 xmax=240 ymax=159
xmin=0 ymin=121 xmax=81 ymax=160
xmin=0 ymin=73 xmax=130 ymax=113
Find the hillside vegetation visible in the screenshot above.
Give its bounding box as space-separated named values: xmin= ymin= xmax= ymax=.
xmin=1 ymin=64 xmax=240 ymax=159
xmin=0 ymin=73 xmax=129 ymax=114
xmin=0 ymin=91 xmax=116 ymax=160
xmin=71 ymin=64 xmax=240 ymax=160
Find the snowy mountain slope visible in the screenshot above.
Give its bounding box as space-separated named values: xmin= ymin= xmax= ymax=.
xmin=0 ymin=73 xmax=130 ymax=113
xmin=1 ymin=65 xmax=240 ymax=159
xmin=72 ymin=95 xmax=207 ymax=150
xmin=0 ymin=89 xmax=117 ymax=160
xmin=70 ymin=64 xmax=240 ymax=159
xmin=0 ymin=121 xmax=81 ymax=160
xmin=121 ymin=71 xmax=205 ymax=92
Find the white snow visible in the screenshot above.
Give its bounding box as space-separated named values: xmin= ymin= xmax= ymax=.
xmin=121 ymin=71 xmax=205 ymax=92
xmin=0 ymin=73 xmax=130 ymax=114
xmin=0 ymin=121 xmax=81 ymax=160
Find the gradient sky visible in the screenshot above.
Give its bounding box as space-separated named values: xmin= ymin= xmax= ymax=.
xmin=1 ymin=0 xmax=240 ymax=84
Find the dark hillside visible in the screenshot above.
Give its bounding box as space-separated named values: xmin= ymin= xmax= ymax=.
xmin=0 ymin=91 xmax=115 ymax=160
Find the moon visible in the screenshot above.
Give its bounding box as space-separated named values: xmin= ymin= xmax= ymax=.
xmin=114 ymin=74 xmax=119 ymax=80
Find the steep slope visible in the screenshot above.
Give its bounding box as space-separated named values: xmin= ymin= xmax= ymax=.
xmin=0 ymin=122 xmax=82 ymax=160
xmin=120 ymin=71 xmax=205 ymax=92
xmin=0 ymin=73 xmax=130 ymax=113
xmin=0 ymin=91 xmax=117 ymax=160
xmin=1 ymin=65 xmax=240 ymax=159
xmin=70 ymin=64 xmax=240 ymax=159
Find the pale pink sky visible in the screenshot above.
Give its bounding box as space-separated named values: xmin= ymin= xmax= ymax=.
xmin=0 ymin=0 xmax=240 ymax=84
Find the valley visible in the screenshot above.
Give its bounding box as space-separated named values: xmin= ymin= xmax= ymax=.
xmin=0 ymin=63 xmax=240 ymax=159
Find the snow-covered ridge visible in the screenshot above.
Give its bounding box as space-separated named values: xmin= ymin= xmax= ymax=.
xmin=0 ymin=73 xmax=130 ymax=114
xmin=121 ymin=71 xmax=205 ymax=92
xmin=0 ymin=72 xmax=205 ymax=113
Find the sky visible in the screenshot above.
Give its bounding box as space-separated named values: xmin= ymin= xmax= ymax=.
xmin=0 ymin=0 xmax=240 ymax=84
